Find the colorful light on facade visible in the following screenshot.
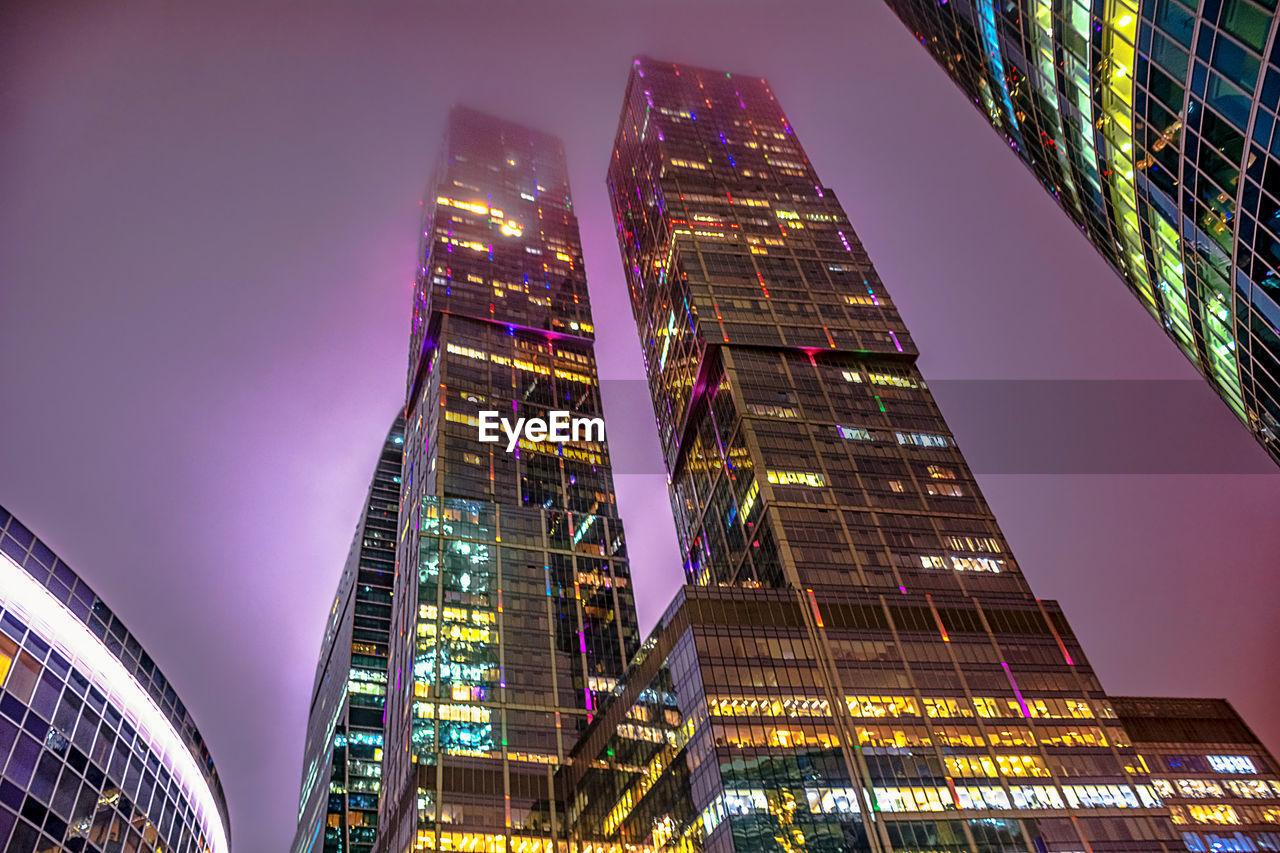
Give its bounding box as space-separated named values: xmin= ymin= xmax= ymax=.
xmin=0 ymin=551 xmax=229 ymax=853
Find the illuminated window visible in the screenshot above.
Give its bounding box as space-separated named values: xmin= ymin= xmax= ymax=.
xmin=868 ymin=373 xmax=918 ymax=388
xmin=347 ymin=680 xmax=386 ymax=697
xmin=766 ymin=470 xmax=826 ymax=487
xmin=445 ymin=411 xmax=479 ymax=427
xmin=1208 ymin=755 xmax=1258 ymax=774
xmin=896 ymin=431 xmax=949 ymax=448
xmin=846 ymin=695 xmax=919 ymax=717
xmin=435 ymin=196 xmax=489 ymax=215
xmin=1177 ymin=779 xmax=1226 ymax=798
xmin=446 ymin=343 xmax=488 ymax=361
xmin=875 ymin=786 xmax=951 ymax=812
xmin=947 ymin=556 xmax=1002 ymax=572
xmin=749 ymin=404 xmax=798 ymax=418
xmin=1224 ymin=780 xmax=1274 ymax=798
xmin=0 ymin=633 xmax=14 ymax=685
xmin=921 ymin=697 xmax=973 ymax=718
xmin=945 ymin=535 xmax=1002 ymax=552
xmin=1186 ymin=804 xmax=1241 ymax=825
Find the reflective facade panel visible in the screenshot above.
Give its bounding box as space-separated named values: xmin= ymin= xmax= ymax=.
xmin=572 ymin=55 xmax=1183 ymax=852
xmin=567 ymin=587 xmax=1173 ymax=853
xmin=885 ymin=0 xmax=1280 ymax=465
xmin=1113 ymin=696 xmax=1280 ymax=853
xmin=294 ymin=415 xmax=405 ymax=853
xmin=0 ymin=505 xmax=231 ymax=853
xmin=378 ymin=107 xmax=641 ymax=853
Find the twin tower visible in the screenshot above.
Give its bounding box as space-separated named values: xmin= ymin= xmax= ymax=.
xmin=293 ymin=58 xmax=1280 ymax=853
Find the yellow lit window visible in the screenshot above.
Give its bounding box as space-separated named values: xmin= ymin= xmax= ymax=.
xmin=766 ymin=470 xmax=826 ymax=487
xmin=868 ymin=373 xmax=918 ymax=388
xmin=0 ymin=634 xmax=14 ymax=686
xmin=435 ymin=196 xmax=489 ymax=216
xmin=446 ymin=343 xmax=487 ymax=361
xmin=1187 ymin=804 xmax=1240 ymax=825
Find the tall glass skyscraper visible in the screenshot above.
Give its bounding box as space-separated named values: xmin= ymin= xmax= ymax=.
xmin=294 ymin=415 xmax=405 ymax=853
xmin=377 ymin=107 xmax=641 ymax=853
xmin=884 ymin=0 xmax=1280 ymax=465
xmin=561 ymin=57 xmax=1179 ymax=852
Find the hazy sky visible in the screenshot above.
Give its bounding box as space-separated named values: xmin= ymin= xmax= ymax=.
xmin=2 ymin=2 xmax=1277 ymax=851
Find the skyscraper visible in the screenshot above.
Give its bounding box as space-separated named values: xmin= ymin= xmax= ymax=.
xmin=377 ymin=107 xmax=641 ymax=853
xmin=883 ymin=0 xmax=1280 ymax=465
xmin=0 ymin=505 xmax=231 ymax=853
xmin=562 ymin=56 xmax=1179 ymax=852
xmin=294 ymin=414 xmax=405 ymax=853
xmin=1112 ymin=696 xmax=1280 ymax=852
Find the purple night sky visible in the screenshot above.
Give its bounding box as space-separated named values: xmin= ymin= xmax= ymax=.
xmin=2 ymin=3 xmax=1277 ymax=850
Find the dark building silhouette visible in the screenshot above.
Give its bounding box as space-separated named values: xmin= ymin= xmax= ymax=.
xmin=294 ymin=415 xmax=404 ymax=853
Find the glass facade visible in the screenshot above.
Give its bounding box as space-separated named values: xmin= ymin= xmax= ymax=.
xmin=0 ymin=505 xmax=230 ymax=853
xmin=563 ymin=55 xmax=1184 ymax=851
xmin=885 ymin=0 xmax=1280 ymax=466
xmin=294 ymin=415 xmax=405 ymax=853
xmin=566 ymin=588 xmax=1172 ymax=853
xmin=377 ymin=107 xmax=641 ymax=853
xmin=1113 ymin=697 xmax=1280 ymax=852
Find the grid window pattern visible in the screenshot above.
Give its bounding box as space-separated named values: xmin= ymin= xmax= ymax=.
xmin=378 ymin=108 xmax=641 ymax=853
xmin=1112 ymin=696 xmax=1280 ymax=853
xmin=576 ymin=55 xmax=1186 ymax=852
xmin=565 ymin=587 xmax=1175 ymax=853
xmin=0 ymin=507 xmax=229 ymax=853
xmin=885 ymin=0 xmax=1280 ymax=467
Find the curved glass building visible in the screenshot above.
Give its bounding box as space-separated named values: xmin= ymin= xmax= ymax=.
xmin=0 ymin=505 xmax=230 ymax=853
xmin=885 ymin=0 xmax=1280 ymax=465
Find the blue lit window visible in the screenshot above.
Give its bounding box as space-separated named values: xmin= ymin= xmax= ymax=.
xmin=1207 ymin=754 xmax=1258 ymax=773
